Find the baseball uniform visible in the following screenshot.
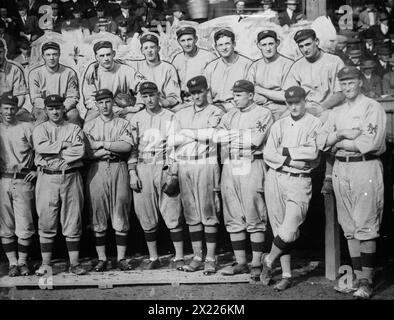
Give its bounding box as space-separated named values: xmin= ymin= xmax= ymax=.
xmin=317 ymin=94 xmax=387 ymax=241
xmin=0 ymin=60 xmax=28 ymax=98
xmin=218 ymin=103 xmax=273 ymax=234
xmin=247 ymin=54 xmax=293 ymax=120
xmin=264 ymin=112 xmax=322 ymax=243
xmin=83 ymin=115 xmax=133 ymax=233
xmin=204 ymin=54 xmax=253 ymax=104
xmin=128 ymin=108 xmax=182 ymax=233
xmin=125 ymin=59 xmax=182 ymax=109
xmin=170 ymin=103 xmax=224 ymax=227
xmin=0 ymin=120 xmax=35 ymax=240
xmin=171 ymin=48 xmax=217 ymax=92
xmin=33 ymin=120 xmax=85 ymax=239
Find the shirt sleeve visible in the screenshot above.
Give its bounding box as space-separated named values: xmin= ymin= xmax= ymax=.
xmin=118 ymin=119 xmax=134 ymax=145
xmin=12 ymin=64 xmax=28 ymax=96
xmin=81 ymin=63 xmax=98 ymax=110
xmin=250 ymin=109 xmax=274 ymax=148
xmin=332 ymin=57 xmax=345 ymax=93
xmin=160 ymin=65 xmax=182 ymax=108
xmin=127 ymin=115 xmax=139 ymax=169
xmin=63 ymin=68 xmax=80 ymax=110
xmin=316 ymin=108 xmax=337 ymax=151
xmin=61 ymin=126 xmax=86 ymax=163
xmin=283 ymin=61 xmax=299 ymax=89
xmin=28 ymin=68 xmax=44 ymax=108
xmin=263 ymin=123 xmax=287 ymax=169
xmin=32 ymin=125 xmax=63 ymax=155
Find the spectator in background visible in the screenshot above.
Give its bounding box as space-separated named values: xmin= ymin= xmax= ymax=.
xmin=25 ymin=0 xmax=45 ymax=16
xmin=0 ymin=6 xmax=18 ymax=38
xmin=85 ymin=0 xmax=110 ymax=19
xmin=90 ymin=3 xmax=117 ymax=34
xmin=382 ymin=56 xmax=394 ymax=95
xmin=15 ymin=2 xmax=41 ymax=42
xmin=360 ymin=59 xmax=382 ymax=98
xmin=166 ymin=3 xmax=188 ymax=27
xmin=375 ymin=46 xmax=392 ymax=76
xmin=357 ymin=2 xmax=379 ymax=31
xmin=278 ymin=0 xmax=304 ymax=27
xmin=49 ymin=2 xmax=64 ymax=33
xmin=347 ymin=49 xmax=363 ymax=69
xmin=361 ymin=31 xmax=377 ymax=59
xmin=115 ymin=0 xmax=142 ymax=38
xmin=380 ymin=0 xmax=394 ymax=31
xmin=255 ymin=0 xmax=279 ymax=21
xmin=0 ymin=20 xmax=17 ymax=59
xmin=365 ymin=12 xmax=392 ymax=44
xmin=13 ymin=40 xmax=31 ymax=69
xmin=335 ymin=33 xmax=350 ymax=63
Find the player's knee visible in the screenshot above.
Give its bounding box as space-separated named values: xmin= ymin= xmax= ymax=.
xmin=278 ymin=230 xmax=299 ymax=243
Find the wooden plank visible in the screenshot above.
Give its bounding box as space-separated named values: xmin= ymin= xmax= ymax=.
xmin=324 ymin=194 xmax=341 ymax=281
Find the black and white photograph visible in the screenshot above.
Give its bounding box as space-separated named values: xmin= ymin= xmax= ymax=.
xmin=0 ymin=0 xmax=393 ymax=307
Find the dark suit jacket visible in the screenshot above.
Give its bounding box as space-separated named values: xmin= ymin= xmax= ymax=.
xmin=85 ymin=0 xmax=110 ymax=19
xmin=15 ymin=14 xmax=41 ymax=39
xmin=0 ymin=32 xmax=17 ymax=59
xmin=115 ymin=14 xmax=143 ymax=35
xmin=278 ymin=10 xmax=303 ymax=27
xmin=361 ymin=73 xmax=382 ymax=98
xmin=375 ymin=59 xmax=391 ymax=77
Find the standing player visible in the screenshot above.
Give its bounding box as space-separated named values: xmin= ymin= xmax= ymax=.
xmin=83 ymin=89 xmax=133 ymax=272
xmin=262 ymin=86 xmax=322 ymax=290
xmin=247 ymin=30 xmax=293 ymax=121
xmin=168 ymin=76 xmax=223 ymax=274
xmin=284 ymin=29 xmax=345 ymax=194
xmin=82 ymin=41 xmax=145 ymax=122
xmin=0 ymin=94 xmax=36 ymax=276
xmin=317 ymin=66 xmax=387 ymax=299
xmin=33 ymin=94 xmax=86 ymax=276
xmin=28 ymin=41 xmax=82 ymax=126
xmin=125 ymin=33 xmax=182 ymax=110
xmin=171 ymin=27 xmax=217 ymax=100
xmin=128 ymin=82 xmax=184 ymax=270
xmin=204 ymin=29 xmax=252 ymax=112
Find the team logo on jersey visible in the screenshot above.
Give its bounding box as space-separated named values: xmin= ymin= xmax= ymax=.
xmin=51 ymin=96 xmax=56 ymax=101
xmin=76 ymin=135 xmax=82 ymax=143
xmin=256 ymin=120 xmax=267 ymax=133
xmin=367 ymin=123 xmax=378 ymax=135
xmin=289 ymin=91 xmax=294 ymax=96
xmin=191 ymin=80 xmax=196 ymax=85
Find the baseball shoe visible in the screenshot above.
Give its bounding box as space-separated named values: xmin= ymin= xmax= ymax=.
xmin=93 ymin=260 xmax=108 ymax=272
xmin=8 ymin=265 xmax=20 ymax=277
xmin=145 ymin=259 xmax=162 ymax=270
xmin=170 ymin=259 xmax=185 ymax=271
xmin=203 ymin=259 xmax=217 ymax=275
xmin=274 ymin=277 xmax=293 ymax=291
xmin=250 ymin=265 xmax=262 ymax=281
xmin=69 ymin=263 xmax=87 ymax=275
xmin=35 ymin=264 xmax=51 ymax=276
xmin=321 ymin=177 xmax=333 ymax=195
xmin=334 ymin=278 xmax=360 ymax=294
xmin=221 ymin=263 xmax=249 ymax=276
xmin=353 ymin=279 xmax=373 ymax=300
xmin=181 ymin=258 xmax=203 ymax=272
xmin=18 ymin=264 xmax=30 ymax=276
xmin=118 ymin=259 xmax=133 ymax=271
xmin=260 ymin=253 xmax=273 ymax=285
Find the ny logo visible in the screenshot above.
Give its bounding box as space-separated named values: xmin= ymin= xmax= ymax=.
xmin=367 ymin=123 xmax=378 ymax=135
xmin=256 ymin=120 xmax=267 ymax=133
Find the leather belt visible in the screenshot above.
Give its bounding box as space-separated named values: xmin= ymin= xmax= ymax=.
xmin=92 ymin=158 xmax=126 ymax=163
xmin=228 ymin=154 xmax=264 ymax=161
xmin=335 ymin=154 xmax=379 ymax=162
xmin=0 ymin=172 xmax=29 ymax=179
xmin=276 ymin=168 xmax=310 ymax=178
xmin=40 ymin=167 xmax=80 ymax=175
xmin=177 ymin=153 xmax=211 ymax=161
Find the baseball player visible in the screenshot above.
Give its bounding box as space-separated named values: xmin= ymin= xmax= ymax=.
xmin=128 ymin=82 xmax=184 ymax=270
xmin=0 ymin=94 xmax=36 ymax=276
xmin=33 ymin=94 xmax=87 ymax=276
xmin=284 ymin=29 xmax=346 ymax=194
xmin=83 ymin=89 xmax=133 ymax=272
xmin=203 ymin=29 xmax=253 ymax=112
xmin=0 ymin=39 xmax=30 ymax=122
xmin=171 ymin=27 xmax=217 ymax=100
xmin=28 ymin=41 xmax=82 ymax=126
xmin=124 ymin=33 xmax=182 ymax=111
xmin=167 ymin=75 xmax=224 ymax=274
xmin=81 ymin=40 xmax=145 ymax=122
xmin=247 ymin=30 xmax=293 ymax=121
xmin=317 ymin=66 xmax=387 ymax=299
xmin=261 ymin=86 xmax=322 ymax=290
xmin=181 ymin=80 xmax=273 ymax=278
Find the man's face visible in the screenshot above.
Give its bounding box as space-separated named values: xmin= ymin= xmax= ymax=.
xmin=262 ymin=4 xmax=272 ymax=10
xmin=46 ymin=105 xmax=64 ymax=123
xmin=0 ymin=8 xmax=7 ymax=18
xmin=287 ymin=100 xmax=306 ymax=118
xmin=236 ymin=2 xmax=245 ymax=11
xmin=340 ymin=78 xmax=362 ymax=100
xmin=42 ymin=49 xmax=60 ymax=68
xmin=336 ymin=41 xmax=347 ymax=51
xmin=298 ymin=37 xmax=319 ymax=59
xmin=96 ymin=47 xmax=115 ymax=69
xmin=174 ymin=10 xmax=183 ymax=19
xmin=73 ymin=12 xmax=82 ymax=19
xmin=258 ymin=36 xmax=278 ymax=59
xmin=178 ymin=34 xmax=197 ymax=54
xmin=387 ymin=0 xmax=394 ymax=8
xmin=288 ymin=4 xmax=297 ymax=10
xmin=233 ymin=91 xmax=253 ymax=109
xmin=190 ymin=88 xmax=208 ymax=107
xmin=141 ymin=91 xmax=160 ymax=110
xmin=141 ymin=41 xmax=159 ymax=62
xmin=96 ymin=98 xmax=114 ymax=116
xmin=363 ymin=67 xmax=373 ymax=76
xmin=0 ymin=47 xmax=6 ymax=65
xmin=215 ymin=36 xmax=235 ymax=59
xmin=379 ymin=54 xmax=390 ymax=62
xmin=0 ymin=104 xmax=17 ymax=123
xmin=19 ymin=9 xmax=27 ymax=17
xmin=350 ymin=56 xmax=360 ymax=65
xmin=97 ymin=10 xmax=104 ymax=18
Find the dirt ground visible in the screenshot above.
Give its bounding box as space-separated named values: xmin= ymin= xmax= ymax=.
xmin=1 ymin=256 xmax=394 ymax=301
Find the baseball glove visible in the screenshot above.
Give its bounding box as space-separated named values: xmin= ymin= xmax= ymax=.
xmin=162 ymin=171 xmax=180 ymax=197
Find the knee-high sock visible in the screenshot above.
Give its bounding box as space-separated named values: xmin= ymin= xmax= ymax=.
xmin=17 ymin=237 xmax=32 ymax=265
xmin=1 ymin=237 xmax=17 ymax=266
xmin=189 ymin=224 xmax=203 ymax=259
xmin=94 ymin=232 xmax=107 ymax=261
xmin=266 ymin=236 xmax=287 ymax=267
xmin=170 ymin=227 xmax=184 ymax=261
xmin=250 ymin=231 xmax=264 ymax=266
xmin=360 ymin=239 xmax=376 ymax=284
xmin=144 ymin=230 xmax=158 ymax=260
xmin=39 ymin=236 xmax=54 ymax=265
xmin=115 ymin=232 xmax=128 ymax=261
xmin=347 ymin=238 xmax=362 ymax=279
xmin=230 ymin=231 xmax=247 ymax=265
xmin=280 ymin=254 xmax=292 ymax=278
xmin=66 ymin=237 xmax=80 ymax=266
xmin=204 ymin=225 xmax=217 ymax=261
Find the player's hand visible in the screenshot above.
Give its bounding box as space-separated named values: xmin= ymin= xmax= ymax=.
xmin=90 ymin=141 xmax=104 ymax=150
xmin=337 ymin=129 xmax=361 ymax=140
xmin=290 ymin=160 xmax=309 ymax=170
xmin=129 ymin=170 xmax=142 ymax=191
xmin=24 ymin=171 xmax=37 ymax=183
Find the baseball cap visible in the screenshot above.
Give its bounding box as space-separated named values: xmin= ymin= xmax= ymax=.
xmin=95 ymin=89 xmax=114 ymax=101
xmin=41 ymin=41 xmax=60 ymax=53
xmin=93 ymin=40 xmax=113 ymax=54
xmin=285 ymin=86 xmax=306 ymax=103
xmin=0 ymin=94 xmax=18 ymax=107
xmin=257 ymin=30 xmax=278 ymax=42
xmin=176 ymin=26 xmax=196 ymax=39
xmin=139 ymin=82 xmax=158 ymax=94
xmin=214 ymin=29 xmax=235 ymax=43
xmin=232 ymin=80 xmax=254 ymax=93
xmin=187 ymin=76 xmax=208 ymax=93
xmin=44 ymin=94 xmax=64 ymax=107
xmin=337 ymin=66 xmax=362 ymax=81
xmin=140 ymin=33 xmax=159 ymax=45
xmin=294 ymin=29 xmax=316 ymax=43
